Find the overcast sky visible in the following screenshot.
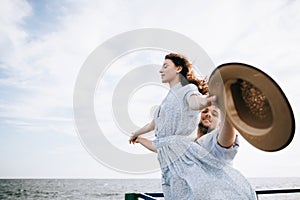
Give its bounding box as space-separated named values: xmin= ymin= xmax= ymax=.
xmin=1 ymin=0 xmax=300 ymax=178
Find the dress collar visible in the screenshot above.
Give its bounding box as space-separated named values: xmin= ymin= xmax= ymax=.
xmin=170 ymin=82 xmax=182 ymax=91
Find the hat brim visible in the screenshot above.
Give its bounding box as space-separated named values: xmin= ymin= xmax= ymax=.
xmin=208 ymin=63 xmax=295 ymax=152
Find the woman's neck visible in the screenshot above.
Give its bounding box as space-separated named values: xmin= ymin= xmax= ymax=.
xmin=169 ymin=78 xmax=181 ymax=88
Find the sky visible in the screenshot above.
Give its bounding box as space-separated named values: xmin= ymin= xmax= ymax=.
xmin=0 ymin=0 xmax=300 ymax=179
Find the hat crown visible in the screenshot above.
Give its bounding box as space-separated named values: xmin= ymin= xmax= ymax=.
xmin=231 ymin=79 xmax=273 ymax=129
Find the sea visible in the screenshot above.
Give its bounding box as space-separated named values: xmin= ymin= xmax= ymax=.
xmin=0 ymin=178 xmax=300 ymax=200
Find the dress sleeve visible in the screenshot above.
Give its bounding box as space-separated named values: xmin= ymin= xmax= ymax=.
xmin=183 ymin=84 xmax=201 ymax=103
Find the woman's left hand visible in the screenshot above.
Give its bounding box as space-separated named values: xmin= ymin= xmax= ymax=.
xmin=129 ymin=134 xmax=138 ymax=144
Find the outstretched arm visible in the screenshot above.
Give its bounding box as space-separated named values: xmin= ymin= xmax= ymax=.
xmin=217 ymin=118 xmax=236 ymax=148
xmin=188 ymin=95 xmax=216 ymax=110
xmin=135 ymin=137 xmax=157 ymax=153
xmin=129 ymin=119 xmax=155 ymax=144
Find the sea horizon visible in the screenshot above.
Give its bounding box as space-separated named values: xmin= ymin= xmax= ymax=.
xmin=1 ymin=177 xmax=300 ymax=199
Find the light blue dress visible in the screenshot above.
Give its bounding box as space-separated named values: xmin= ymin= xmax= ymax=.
xmin=152 ymin=83 xmax=257 ymax=200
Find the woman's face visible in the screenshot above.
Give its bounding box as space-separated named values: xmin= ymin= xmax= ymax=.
xmin=159 ymin=59 xmax=181 ymax=84
xmin=200 ymin=105 xmax=220 ymax=130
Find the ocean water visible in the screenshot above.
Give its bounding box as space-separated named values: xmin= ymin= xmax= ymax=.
xmin=0 ymin=178 xmax=300 ymax=200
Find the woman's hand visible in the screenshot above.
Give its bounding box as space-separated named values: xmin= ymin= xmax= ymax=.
xmin=128 ymin=120 xmax=155 ymax=144
xmin=129 ymin=133 xmax=138 ymax=144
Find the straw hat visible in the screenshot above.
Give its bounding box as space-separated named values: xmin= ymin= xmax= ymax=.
xmin=208 ymin=63 xmax=295 ymax=152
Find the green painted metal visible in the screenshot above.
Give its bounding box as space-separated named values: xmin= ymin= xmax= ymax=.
xmin=125 ymin=193 xmax=139 ymax=200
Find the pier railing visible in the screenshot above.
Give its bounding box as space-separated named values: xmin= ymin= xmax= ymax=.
xmin=125 ymin=188 xmax=300 ymax=200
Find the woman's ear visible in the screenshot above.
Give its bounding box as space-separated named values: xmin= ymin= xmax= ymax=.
xmin=176 ymin=66 xmax=183 ymax=73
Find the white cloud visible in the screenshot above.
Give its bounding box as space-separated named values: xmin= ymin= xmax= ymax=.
xmin=0 ymin=0 xmax=31 ymax=53
xmin=1 ymin=0 xmax=300 ymax=178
